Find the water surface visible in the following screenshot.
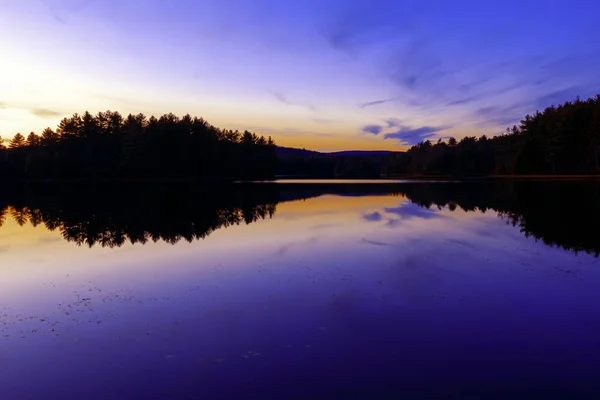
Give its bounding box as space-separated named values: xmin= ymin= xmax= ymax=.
xmin=1 ymin=181 xmax=600 ymax=399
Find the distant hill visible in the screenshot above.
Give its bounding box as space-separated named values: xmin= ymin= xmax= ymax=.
xmin=327 ymin=150 xmax=400 ymax=157
xmin=276 ymin=146 xmax=402 ymax=159
xmin=275 ymin=146 xmax=321 ymax=158
xmin=275 ymin=146 xmax=405 ymax=178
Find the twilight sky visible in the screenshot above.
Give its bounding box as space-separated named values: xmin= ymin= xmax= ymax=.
xmin=1 ymin=0 xmax=599 ymax=151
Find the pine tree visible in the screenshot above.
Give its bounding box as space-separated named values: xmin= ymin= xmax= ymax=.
xmin=40 ymin=128 xmax=59 ymax=146
xmin=26 ymin=132 xmax=40 ymax=146
xmin=9 ymin=133 xmax=26 ymax=148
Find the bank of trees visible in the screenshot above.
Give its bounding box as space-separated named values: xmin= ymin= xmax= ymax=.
xmin=384 ymin=94 xmax=600 ymax=176
xmin=0 ymin=111 xmax=277 ymax=181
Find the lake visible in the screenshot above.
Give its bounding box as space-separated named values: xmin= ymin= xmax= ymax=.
xmin=1 ymin=180 xmax=600 ymax=399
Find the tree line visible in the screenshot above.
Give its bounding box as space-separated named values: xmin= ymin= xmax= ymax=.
xmin=274 ymin=94 xmax=600 ymax=178
xmin=385 ymin=94 xmax=600 ymax=176
xmin=0 ymin=111 xmax=277 ymax=181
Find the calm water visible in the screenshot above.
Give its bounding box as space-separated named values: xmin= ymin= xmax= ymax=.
xmin=1 ymin=181 xmax=600 ymax=399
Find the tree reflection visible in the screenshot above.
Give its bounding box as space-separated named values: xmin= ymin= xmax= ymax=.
xmin=0 ymin=182 xmax=599 ymax=256
xmin=0 ymin=185 xmax=280 ymax=248
xmin=395 ymin=181 xmax=600 ymax=257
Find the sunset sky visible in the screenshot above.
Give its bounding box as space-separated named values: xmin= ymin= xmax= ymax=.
xmin=1 ymin=0 xmax=599 ymax=151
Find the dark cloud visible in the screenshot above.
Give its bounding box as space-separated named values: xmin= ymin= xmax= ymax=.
xmin=361 ymin=118 xmax=403 ymax=136
xmin=30 ymin=108 xmax=64 ymax=118
xmin=362 ymin=125 xmax=383 ymax=135
xmin=383 ymin=126 xmax=447 ymax=145
xmin=363 ymin=211 xmax=383 ymax=221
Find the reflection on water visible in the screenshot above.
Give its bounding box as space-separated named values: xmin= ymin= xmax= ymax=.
xmin=1 ymin=181 xmax=599 ymax=255
xmin=1 ymin=181 xmax=600 ymax=399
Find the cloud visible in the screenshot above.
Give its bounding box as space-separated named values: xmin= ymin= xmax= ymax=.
xmin=358 ymin=98 xmax=396 ymax=109
xmin=384 ymin=202 xmax=447 ymax=223
xmin=383 ymin=126 xmax=447 ymax=145
xmin=42 ymin=0 xmax=94 ymax=25
xmin=312 ymin=118 xmax=335 ymax=124
xmin=474 ymin=104 xmax=529 ymax=128
xmin=535 ymin=87 xmax=582 ymax=110
xmin=322 ymin=1 xmax=420 ymax=53
xmin=37 ymin=236 xmax=62 ymax=244
xmin=270 ymin=91 xmax=316 ymax=111
xmin=361 ymin=118 xmax=403 ymax=136
xmin=363 ymin=211 xmax=383 ymax=221
xmin=30 ymin=108 xmax=64 ymax=118
xmin=360 ymin=238 xmax=388 ymax=246
xmin=385 ymin=118 xmax=402 ymax=128
xmin=272 ymin=91 xmax=290 ymax=105
xmin=362 ymin=125 xmax=383 ymax=135
xmin=446 ymin=95 xmax=481 ymax=106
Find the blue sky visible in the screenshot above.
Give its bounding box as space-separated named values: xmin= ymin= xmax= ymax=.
xmin=1 ymin=0 xmax=599 ymax=150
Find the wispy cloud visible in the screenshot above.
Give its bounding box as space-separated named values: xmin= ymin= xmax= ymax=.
xmin=358 ymin=98 xmax=397 ymax=109
xmin=535 ymin=87 xmax=583 ymax=109
xmin=385 ymin=118 xmax=402 ymax=128
xmin=30 ymin=108 xmax=64 ymax=118
xmin=42 ymin=0 xmax=95 ymax=25
xmin=270 ymin=91 xmax=316 ymax=111
xmin=360 ymin=238 xmax=388 ymax=246
xmin=312 ymin=118 xmax=335 ymax=124
xmin=272 ymin=91 xmax=290 ymax=105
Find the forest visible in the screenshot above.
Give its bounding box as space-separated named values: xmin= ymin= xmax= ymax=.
xmin=277 ymin=94 xmax=600 ymax=177
xmin=0 ymin=111 xmax=277 ymax=181
xmin=2 ymin=94 xmax=599 ymax=180
xmin=384 ymin=94 xmax=600 ymax=176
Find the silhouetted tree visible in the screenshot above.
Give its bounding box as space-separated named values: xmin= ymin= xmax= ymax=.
xmin=0 ymin=111 xmax=277 ymax=181
xmin=40 ymin=128 xmax=60 ymax=146
xmin=10 ymin=133 xmax=26 ymax=148
xmin=384 ymin=94 xmax=600 ymax=176
xmin=26 ymin=132 xmax=40 ymax=147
